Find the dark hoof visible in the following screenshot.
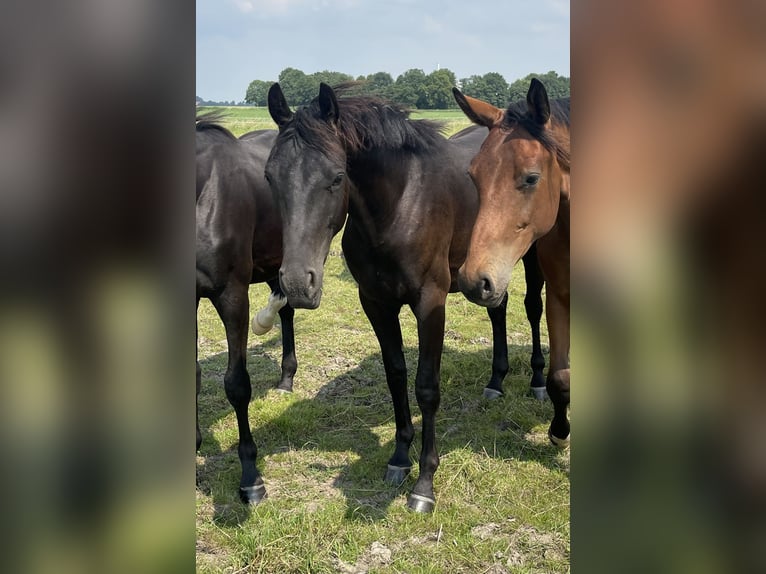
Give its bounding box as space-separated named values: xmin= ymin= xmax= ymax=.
xmin=531 ymin=386 xmax=548 ymax=401
xmin=548 ymin=428 xmax=570 ymax=448
xmin=483 ymin=387 xmax=503 ymax=400
xmin=384 ymin=464 xmax=411 ymax=485
xmin=407 ymin=493 xmax=435 ymax=513
xmin=239 ymin=480 xmax=267 ymax=505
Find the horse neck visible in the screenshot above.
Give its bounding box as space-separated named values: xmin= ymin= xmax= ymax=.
xmin=345 ymin=148 xmax=410 ymax=235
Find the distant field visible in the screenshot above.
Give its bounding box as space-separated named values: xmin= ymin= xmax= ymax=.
xmin=197 ymin=106 xmax=472 ymax=137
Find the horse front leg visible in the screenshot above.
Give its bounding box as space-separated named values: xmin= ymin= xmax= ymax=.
xmin=212 ymin=281 xmax=266 ymax=504
xmin=522 ymin=243 xmax=547 ymax=400
xmin=538 ymin=228 xmax=570 ymax=446
xmin=408 ymin=289 xmax=447 ymax=513
xmin=276 ymin=302 xmax=297 ymax=392
xmin=484 ymin=292 xmax=509 ymax=399
xmin=545 ymin=286 xmax=570 ymax=446
xmin=358 ymin=291 xmax=414 ymax=484
xmin=266 ymin=279 xmax=297 ymax=393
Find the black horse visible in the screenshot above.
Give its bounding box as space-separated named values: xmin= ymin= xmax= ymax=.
xmin=265 ymin=83 xmax=545 ymax=512
xmin=196 ymin=116 xmax=297 ymax=504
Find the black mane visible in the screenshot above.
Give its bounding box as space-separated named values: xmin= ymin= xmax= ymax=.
xmin=279 ymin=85 xmax=447 ymax=163
xmin=196 ymin=111 xmax=237 ymax=140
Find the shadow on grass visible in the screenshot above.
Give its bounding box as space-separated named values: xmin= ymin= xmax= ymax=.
xmin=197 ymin=338 xmax=566 ymax=525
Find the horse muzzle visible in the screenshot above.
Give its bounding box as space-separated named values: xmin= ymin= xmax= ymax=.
xmin=278 ymin=266 xmax=322 ymax=309
xmin=457 ymin=265 xmax=507 ymax=308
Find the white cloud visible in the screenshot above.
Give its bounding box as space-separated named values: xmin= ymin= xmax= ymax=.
xmin=232 ymin=0 xmax=255 ymax=13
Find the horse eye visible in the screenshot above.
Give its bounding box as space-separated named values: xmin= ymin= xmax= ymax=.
xmin=524 ymin=174 xmax=540 ymax=187
xmin=264 ymin=172 xmax=272 ymax=185
xmin=331 ymin=173 xmax=344 ymax=187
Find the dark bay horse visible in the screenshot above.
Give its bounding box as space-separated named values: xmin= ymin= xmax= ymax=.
xmin=452 ymin=79 xmax=571 ymax=447
xmin=265 ymin=82 xmax=545 ymax=513
xmin=196 ymin=117 xmax=297 ymax=503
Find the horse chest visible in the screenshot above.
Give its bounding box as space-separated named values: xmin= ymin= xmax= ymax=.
xmin=342 ymin=231 xmax=413 ymax=302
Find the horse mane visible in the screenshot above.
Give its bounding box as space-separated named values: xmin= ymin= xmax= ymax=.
xmin=504 ymin=97 xmax=570 ymax=171
xmin=196 ymin=111 xmax=237 ymax=140
xmin=281 ymin=83 xmax=447 ymax=163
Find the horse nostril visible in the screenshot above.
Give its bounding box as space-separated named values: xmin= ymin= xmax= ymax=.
xmin=307 ymin=269 xmax=317 ymax=291
xmin=480 ymin=274 xmax=494 ymax=297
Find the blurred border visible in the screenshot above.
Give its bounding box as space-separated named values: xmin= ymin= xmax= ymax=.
xmin=2 ymin=1 xmax=765 ymax=572
xmin=573 ymin=1 xmax=766 ymax=572
xmin=0 ymin=2 xmax=194 ymax=573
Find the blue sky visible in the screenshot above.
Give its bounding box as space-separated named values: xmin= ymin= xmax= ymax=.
xmin=197 ymin=0 xmax=569 ymax=102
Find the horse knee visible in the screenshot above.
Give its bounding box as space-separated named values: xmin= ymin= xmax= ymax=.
xmin=224 ymin=365 xmax=251 ymax=407
xmin=546 ymin=368 xmax=570 ymax=406
xmin=415 ymin=385 xmax=440 ymax=412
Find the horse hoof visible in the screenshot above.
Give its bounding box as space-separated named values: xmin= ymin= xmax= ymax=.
xmin=531 ymin=386 xmax=548 ymax=401
xmin=483 ymin=387 xmax=503 ymax=400
xmin=548 ymin=428 xmax=570 ymax=448
xmin=407 ymin=493 xmax=435 ymax=513
xmin=239 ymin=480 xmax=267 ymax=505
xmin=384 ymin=464 xmax=411 ymax=485
xmin=275 ymin=385 xmax=293 ymax=394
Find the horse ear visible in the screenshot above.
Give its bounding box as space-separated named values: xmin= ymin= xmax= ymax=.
xmin=526 ymin=78 xmax=550 ymax=126
xmin=317 ymin=82 xmax=339 ymax=124
xmin=268 ymin=83 xmax=293 ymax=128
xmin=452 ymin=88 xmax=503 ymax=128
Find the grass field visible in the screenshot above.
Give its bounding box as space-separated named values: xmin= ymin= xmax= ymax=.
xmin=196 ymin=106 xmax=473 ymax=137
xmin=196 ymin=110 xmax=570 ymax=573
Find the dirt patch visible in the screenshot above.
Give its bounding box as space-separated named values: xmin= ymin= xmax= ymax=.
xmin=468 ymin=520 xmax=569 ymax=570
xmin=471 ymin=522 xmax=502 ymax=540
xmin=333 ymin=541 xmax=393 ymax=574
xmin=196 ymin=536 xmax=230 ymax=572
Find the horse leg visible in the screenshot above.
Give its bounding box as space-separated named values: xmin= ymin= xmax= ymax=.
xmin=358 ymin=291 xmax=413 ymax=485
xmin=545 ymin=286 xmax=570 ymax=447
xmin=407 ymin=290 xmax=447 ymax=513
xmin=522 ymin=244 xmax=547 ymax=400
xmin=484 ymin=292 xmax=509 ymax=400
xmin=212 ymin=282 xmax=266 ymax=504
xmin=267 ymin=279 xmax=297 ymax=393
xmin=196 ymin=296 xmax=202 ymax=451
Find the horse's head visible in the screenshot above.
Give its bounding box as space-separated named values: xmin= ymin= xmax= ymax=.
xmin=454 ymin=79 xmax=570 ymax=306
xmin=265 ymin=82 xmax=349 ymax=309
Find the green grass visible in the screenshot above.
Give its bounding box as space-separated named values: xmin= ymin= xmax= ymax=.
xmin=197 ymin=106 xmax=472 ymax=137
xmin=196 ymin=114 xmax=569 ymax=573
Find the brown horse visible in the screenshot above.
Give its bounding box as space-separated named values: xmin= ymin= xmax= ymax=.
xmin=453 ymin=79 xmax=571 ymax=446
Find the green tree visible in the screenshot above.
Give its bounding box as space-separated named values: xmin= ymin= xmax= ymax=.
xmin=459 ymin=72 xmax=509 ymax=107
xmin=421 ymin=68 xmax=457 ymax=109
xmin=244 ymin=79 xmax=272 ymax=106
xmin=508 ymin=71 xmax=569 ymax=103
xmin=310 ymin=70 xmax=354 ymax=90
xmin=392 ymin=68 xmax=427 ymax=107
xmin=364 ymin=71 xmax=394 ymax=99
xmin=278 ymin=67 xmax=314 ymax=105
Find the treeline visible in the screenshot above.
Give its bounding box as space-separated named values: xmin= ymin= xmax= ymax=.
xmin=244 ymin=68 xmax=569 ymax=109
